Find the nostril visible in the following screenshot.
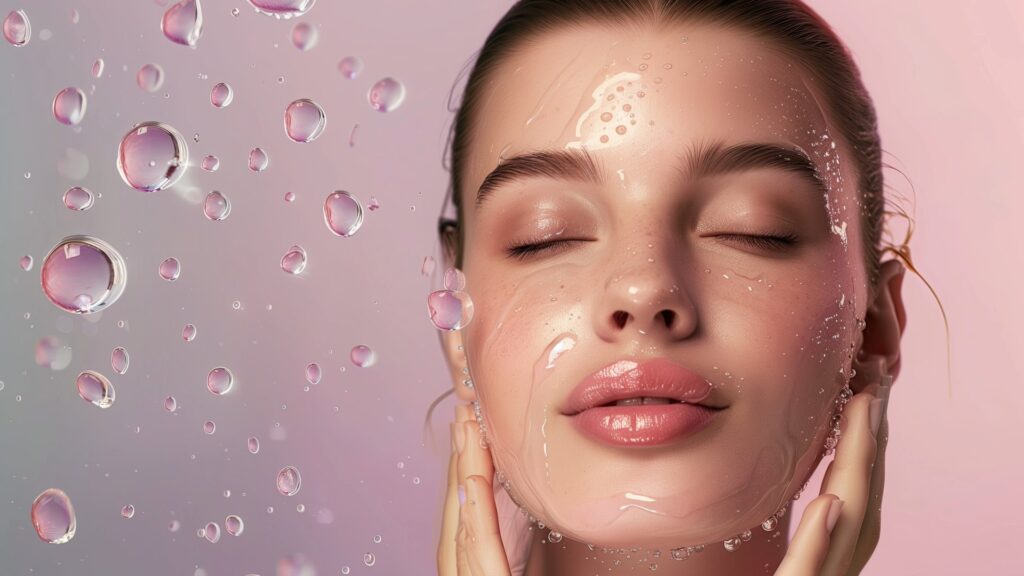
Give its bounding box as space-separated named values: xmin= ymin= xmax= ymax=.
xmin=659 ymin=309 xmax=676 ymax=329
xmin=612 ymin=310 xmax=629 ymax=329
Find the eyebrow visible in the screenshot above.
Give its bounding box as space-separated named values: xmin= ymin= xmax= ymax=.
xmin=474 ymin=140 xmax=826 ymax=209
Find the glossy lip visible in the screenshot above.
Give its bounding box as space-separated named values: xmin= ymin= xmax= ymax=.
xmin=560 ymin=357 xmax=722 ymax=416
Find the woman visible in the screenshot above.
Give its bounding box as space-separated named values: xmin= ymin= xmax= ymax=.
xmin=433 ymin=1 xmax=908 ymax=574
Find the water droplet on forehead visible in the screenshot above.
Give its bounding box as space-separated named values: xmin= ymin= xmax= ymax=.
xmin=77 ymin=370 xmax=115 ymax=408
xmin=117 ymin=121 xmax=189 ymax=192
xmin=41 ymin=236 xmax=127 ymax=314
xmin=31 ymin=488 xmax=76 ymax=544
xmin=247 ymin=0 xmax=316 ymax=18
xmin=3 ymin=9 xmax=31 ymax=47
xmin=162 ymin=0 xmax=203 ymax=47
xmin=284 ymin=99 xmax=326 ymax=142
xmin=53 ymin=87 xmax=87 ymax=126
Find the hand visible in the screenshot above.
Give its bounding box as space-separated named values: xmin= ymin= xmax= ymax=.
xmin=437 ymin=403 xmax=514 ymax=575
xmin=776 ymin=365 xmax=893 ymax=576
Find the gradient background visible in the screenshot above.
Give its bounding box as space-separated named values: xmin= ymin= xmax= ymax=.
xmin=1 ymin=1 xmax=1020 ymax=574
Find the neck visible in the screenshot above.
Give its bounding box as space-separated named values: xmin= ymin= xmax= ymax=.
xmin=522 ymin=513 xmax=791 ymax=576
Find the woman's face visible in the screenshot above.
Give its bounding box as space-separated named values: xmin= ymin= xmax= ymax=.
xmin=455 ymin=22 xmax=869 ymax=548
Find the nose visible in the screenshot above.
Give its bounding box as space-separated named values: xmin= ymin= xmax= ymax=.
xmin=593 ymin=262 xmax=698 ymax=343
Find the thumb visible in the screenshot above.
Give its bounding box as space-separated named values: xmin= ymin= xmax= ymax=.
xmin=492 ymin=475 xmax=534 ymax=576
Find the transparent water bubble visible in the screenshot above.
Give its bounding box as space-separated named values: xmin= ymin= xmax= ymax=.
xmin=304 ymin=363 xmax=321 ymax=385
xmin=337 ymin=56 xmax=363 ymax=79
xmin=761 ymin=515 xmax=779 ymax=531
xmin=162 ymin=0 xmax=203 ymax=47
xmin=276 ymin=466 xmax=301 ymax=496
xmin=203 ymin=420 xmax=216 ymax=434
xmin=210 ymin=82 xmax=233 ymax=108
xmin=207 ymin=366 xmax=234 ymax=395
xmin=203 ymin=190 xmax=231 ymax=221
xmin=280 ymin=245 xmax=307 ymax=275
xmin=201 ymin=154 xmax=219 ymax=171
xmin=92 ymin=58 xmax=104 ymax=78
xmin=284 ymin=99 xmax=325 ymax=142
xmin=350 ymin=345 xmax=376 ymax=368
xmin=225 ymin=515 xmax=244 ymax=536
xmin=136 ymin=63 xmax=165 ymax=92
xmin=20 ymin=255 xmax=33 ymax=271
xmin=290 ymin=21 xmax=317 ymax=50
xmin=52 ymin=87 xmax=87 ymax=126
xmin=31 ymin=488 xmax=75 ymax=543
xmin=117 ymin=121 xmax=189 ymax=192
xmin=111 ymin=347 xmax=129 ymax=375
xmin=247 ymin=436 xmax=259 ymax=454
xmin=41 ymin=236 xmax=127 ymax=314
xmin=121 ymin=504 xmax=135 ymax=519
xmin=323 ymin=190 xmax=363 ymax=237
xmin=340 ymin=567 xmax=350 ymax=575
xmin=63 ymin=186 xmax=94 ymax=211
xmin=164 ymin=395 xmax=177 ymax=412
xmin=3 ymin=9 xmax=30 ymax=46
xmin=77 ymin=370 xmax=115 ymax=408
xmin=363 ymin=553 xmax=375 ymax=567
xmin=204 ymin=521 xmax=220 ymax=543
xmin=367 ymin=77 xmax=405 ymax=112
xmin=159 ymin=257 xmax=181 ymax=281
xmin=248 ymin=147 xmax=268 ymax=172
xmin=247 ymin=0 xmax=316 ymax=19
xmin=296 ymin=504 xmax=305 ymax=513
xmin=182 ymin=323 xmax=197 ymax=341
xmin=427 ymin=289 xmax=474 ymax=331
xmin=34 ymin=336 xmax=72 ymax=370
xmin=443 ymin=267 xmax=465 ymax=290
xmin=547 ymin=530 xmax=562 ymax=543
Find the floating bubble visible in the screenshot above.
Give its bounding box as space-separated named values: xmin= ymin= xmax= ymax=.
xmin=207 ymin=366 xmax=234 ymax=395
xmin=225 ymin=515 xmax=244 ymax=536
xmin=276 ymin=466 xmax=301 ymax=496
xmin=136 ymin=63 xmax=165 ymax=92
xmin=247 ymin=0 xmax=316 ymax=19
xmin=284 ymin=99 xmax=325 ymax=143
xmin=248 ymin=147 xmax=268 ymax=172
xmin=203 ymin=190 xmax=231 ymax=221
xmin=62 ymin=186 xmax=94 ymax=211
xmin=247 ymin=436 xmax=259 ymax=454
xmin=159 ymin=257 xmax=181 ymax=281
xmin=367 ymin=77 xmax=405 ymax=112
xmin=284 ymin=191 xmax=295 ymax=202
xmin=121 ymin=504 xmax=135 ymax=519
xmin=162 ymin=0 xmax=203 ymax=47
xmin=305 ymin=363 xmax=321 ymax=385
xmin=210 ymin=82 xmax=233 ymax=108
xmin=117 ymin=121 xmax=189 ymax=192
xmin=363 ymin=553 xmax=375 ymax=567
xmin=111 ymin=347 xmax=129 ymax=375
xmin=203 ymin=420 xmax=216 ymax=434
xmin=41 ymin=236 xmax=127 ymax=314
xmin=427 ymin=289 xmax=475 ymax=331
xmin=52 ymin=87 xmax=87 ymax=126
xmin=182 ymin=323 xmax=197 ymax=341
xmin=34 ymin=335 xmax=72 ymax=370
xmin=323 ymin=191 xmax=363 ymax=237
xmin=31 ymin=489 xmax=75 ymax=544
xmin=204 ymin=521 xmax=220 ymax=543
xmin=201 ymin=154 xmax=219 ymax=171
xmin=280 ymin=245 xmax=307 ymax=275
xmin=290 ymin=21 xmax=317 ymax=50
xmin=92 ymin=58 xmax=104 ymax=78
xmin=169 ymin=519 xmax=180 ymax=532
xmin=77 ymin=370 xmax=115 ymax=408
xmin=164 ymin=395 xmax=177 ymax=412
xmin=337 ymin=56 xmax=363 ymax=79
xmin=3 ymin=9 xmax=30 ymax=46
xmin=420 ymin=256 xmax=435 ymax=276
xmin=20 ymin=255 xmax=33 ymax=271
xmin=350 ymin=345 xmax=376 ymax=368
xmin=366 ymin=196 xmax=379 ymax=211
xmin=443 ymin=267 xmax=465 ymax=291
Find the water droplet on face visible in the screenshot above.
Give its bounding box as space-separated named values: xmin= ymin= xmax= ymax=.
xmin=111 ymin=347 xmax=129 ymax=375
xmin=203 ymin=190 xmax=231 ymax=220
xmin=323 ymin=191 xmax=364 ymax=236
xmin=284 ymin=99 xmax=326 ymax=142
xmin=280 ymin=245 xmax=307 ymax=274
xmin=77 ymin=370 xmax=115 ymax=408
xmin=427 ymin=290 xmax=474 ymax=331
xmin=20 ymin=255 xmax=33 ymax=271
xmin=248 ymin=147 xmax=268 ymax=172
xmin=225 ymin=515 xmax=244 ymax=536
xmin=182 ymin=323 xmax=197 ymax=341
xmin=164 ymin=395 xmax=177 ymax=412
xmin=117 ymin=121 xmax=189 ymax=192
xmin=161 ymin=0 xmax=203 ymax=47
xmin=120 ymin=504 xmax=135 ymax=519
xmin=210 ymin=82 xmax=233 ymax=107
xmin=204 ymin=521 xmax=220 ymax=542
xmin=159 ymin=257 xmax=181 ymax=281
xmin=41 ymin=236 xmax=127 ymax=314
xmin=247 ymin=0 xmax=316 ymax=19
xmin=247 ymin=436 xmax=259 ymax=454
xmin=350 ymin=345 xmax=376 ymax=368
xmin=207 ymin=367 xmax=234 ymax=395
xmin=136 ymin=64 xmax=165 ymax=92
xmin=52 ymin=87 xmax=87 ymax=126
xmin=92 ymin=58 xmax=104 ymax=78
xmin=368 ymin=77 xmax=406 ymax=112
xmin=337 ymin=56 xmax=363 ymax=79
xmin=3 ymin=9 xmax=31 ymax=46
xmin=201 ymin=154 xmax=219 ymax=171
xmin=31 ymin=488 xmax=77 ymax=544
xmin=276 ymin=466 xmax=301 ymax=496
xmin=547 ymin=530 xmax=562 ymax=543
xmin=290 ymin=21 xmax=317 ymax=50
xmin=305 ymin=363 xmax=321 ymax=385
xmin=63 ymin=186 xmax=95 ymax=211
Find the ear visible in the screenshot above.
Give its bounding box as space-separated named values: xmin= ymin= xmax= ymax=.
xmin=850 ymin=258 xmax=908 ymax=393
xmin=437 ymin=326 xmax=477 ymax=403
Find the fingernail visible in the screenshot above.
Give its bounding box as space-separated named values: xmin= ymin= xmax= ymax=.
xmin=454 ymin=422 xmax=467 ymax=454
xmin=825 ymin=498 xmax=844 ymax=534
xmin=869 ymin=398 xmax=883 ymax=437
xmin=457 ymin=484 xmax=466 ymax=506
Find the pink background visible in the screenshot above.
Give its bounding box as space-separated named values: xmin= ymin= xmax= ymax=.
xmin=0 ymin=1 xmax=1020 ymax=574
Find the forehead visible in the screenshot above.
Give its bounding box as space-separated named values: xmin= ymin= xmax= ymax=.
xmin=464 ymin=22 xmax=843 ymax=206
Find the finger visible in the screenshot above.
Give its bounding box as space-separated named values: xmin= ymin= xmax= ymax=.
xmin=849 ymin=382 xmax=892 ymax=574
xmin=457 ymin=419 xmax=495 ymax=493
xmin=818 ymin=390 xmax=880 ymax=576
xmin=459 ymin=474 xmax=513 ymax=576
xmin=774 ymin=494 xmax=843 ymax=576
xmin=438 ymin=421 xmax=463 ymax=575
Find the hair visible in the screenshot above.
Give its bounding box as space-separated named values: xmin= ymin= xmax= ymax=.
xmin=426 ymin=0 xmax=948 ymax=441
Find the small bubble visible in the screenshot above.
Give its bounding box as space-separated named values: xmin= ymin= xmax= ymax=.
xmin=120 ymin=504 xmax=135 ymax=519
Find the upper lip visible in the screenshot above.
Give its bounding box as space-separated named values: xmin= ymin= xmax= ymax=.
xmin=560 ymin=357 xmax=723 ymax=416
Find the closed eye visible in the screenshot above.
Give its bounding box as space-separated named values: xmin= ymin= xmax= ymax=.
xmin=505 ymin=239 xmax=590 ymax=261
xmin=506 ymin=233 xmax=799 ymax=261
xmin=713 ymin=233 xmax=799 ymax=251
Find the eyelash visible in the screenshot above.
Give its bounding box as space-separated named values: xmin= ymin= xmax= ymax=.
xmin=505 ymin=233 xmax=799 ymax=261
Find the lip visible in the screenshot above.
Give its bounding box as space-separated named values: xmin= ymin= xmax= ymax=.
xmin=562 ymin=357 xmax=725 ymax=447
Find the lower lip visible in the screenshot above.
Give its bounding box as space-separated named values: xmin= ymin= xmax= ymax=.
xmin=569 ymin=403 xmax=722 ymax=447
